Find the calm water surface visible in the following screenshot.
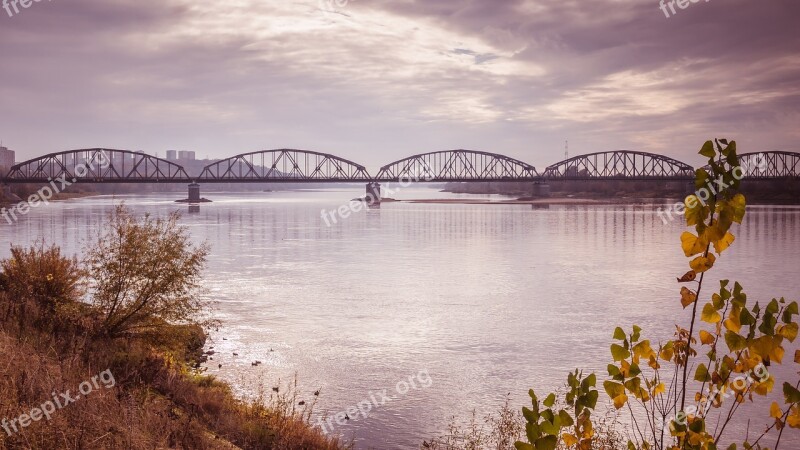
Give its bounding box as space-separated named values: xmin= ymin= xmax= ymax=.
xmin=1 ymin=188 xmax=799 ymax=449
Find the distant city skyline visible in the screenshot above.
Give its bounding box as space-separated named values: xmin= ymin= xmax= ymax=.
xmin=0 ymin=0 xmax=798 ymax=168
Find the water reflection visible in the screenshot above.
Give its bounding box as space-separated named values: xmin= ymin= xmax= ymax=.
xmin=0 ymin=193 xmax=798 ymax=449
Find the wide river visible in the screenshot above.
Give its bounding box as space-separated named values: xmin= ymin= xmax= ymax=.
xmin=1 ymin=187 xmax=799 ymax=449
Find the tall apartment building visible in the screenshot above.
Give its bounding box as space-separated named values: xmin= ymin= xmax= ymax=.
xmin=166 ymin=150 xmax=196 ymax=161
xmin=0 ymin=146 xmax=15 ymax=174
xmin=178 ymin=151 xmax=196 ymax=161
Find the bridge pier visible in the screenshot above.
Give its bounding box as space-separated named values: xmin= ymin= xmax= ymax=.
xmin=366 ymin=182 xmax=381 ymax=205
xmin=176 ymin=182 xmax=210 ymax=204
xmin=531 ymin=182 xmax=551 ymax=198
xmin=188 ymin=183 xmax=201 ymax=203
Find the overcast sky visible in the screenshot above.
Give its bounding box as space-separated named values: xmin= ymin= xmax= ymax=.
xmin=0 ymin=0 xmax=798 ymax=170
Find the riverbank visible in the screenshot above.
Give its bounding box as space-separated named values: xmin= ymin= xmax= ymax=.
xmin=0 ymin=208 xmax=348 ymax=450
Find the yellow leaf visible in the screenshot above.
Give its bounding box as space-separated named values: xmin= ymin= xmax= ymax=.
xmin=749 ymin=335 xmax=774 ymax=359
xmin=680 ymin=287 xmax=697 ymax=309
xmin=778 ymin=323 xmax=799 ymax=342
xmin=699 ymin=330 xmax=715 ymax=345
xmin=701 ymin=303 xmax=722 ymax=324
xmin=690 ymin=253 xmax=716 ymax=273
xmin=771 ymin=402 xmax=783 ymax=419
xmin=724 ymin=308 xmax=742 ymax=333
xmin=653 ymin=383 xmax=666 ymax=396
xmin=633 ymin=340 xmax=656 ymax=360
xmin=562 ymin=433 xmax=579 ymax=447
xmin=730 ymin=194 xmax=747 ymax=223
xmin=770 ymin=345 xmax=785 ymax=364
xmin=713 ymin=232 xmax=736 ymax=254
xmin=753 ymin=376 xmax=775 ymax=396
xmin=795 ymin=349 xmax=800 ymax=364
xmin=681 ymin=232 xmax=707 ymax=257
xmin=788 ymin=406 xmax=800 ymax=429
xmin=684 ymin=195 xmax=707 ymax=226
xmin=612 ymin=393 xmax=628 ymax=409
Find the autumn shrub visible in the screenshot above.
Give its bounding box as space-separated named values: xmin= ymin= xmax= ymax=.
xmin=515 ymin=140 xmax=799 ymax=450
xmin=85 ymin=204 xmax=211 ymax=341
xmin=0 ymin=242 xmax=84 ymax=331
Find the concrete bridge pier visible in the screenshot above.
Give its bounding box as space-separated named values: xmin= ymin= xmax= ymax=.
xmin=366 ymin=182 xmax=381 ymax=205
xmin=188 ymin=183 xmax=201 ymax=203
xmin=175 ymin=182 xmax=210 ymax=204
xmin=531 ymin=182 xmax=551 ymax=198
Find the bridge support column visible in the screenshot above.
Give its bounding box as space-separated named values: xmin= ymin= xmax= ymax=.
xmin=188 ymin=183 xmax=201 ymax=203
xmin=531 ymin=183 xmax=551 ymax=198
xmin=366 ymin=182 xmax=381 ymax=205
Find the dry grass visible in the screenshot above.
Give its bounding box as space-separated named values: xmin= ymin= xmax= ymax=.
xmin=0 ymin=306 xmax=349 ymax=450
xmin=0 ymin=240 xmax=349 ymax=450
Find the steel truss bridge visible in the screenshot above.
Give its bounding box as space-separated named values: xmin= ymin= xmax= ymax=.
xmin=1 ymin=149 xmax=797 ymax=199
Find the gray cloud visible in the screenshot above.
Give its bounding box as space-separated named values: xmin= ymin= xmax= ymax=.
xmin=0 ymin=0 xmax=797 ymax=170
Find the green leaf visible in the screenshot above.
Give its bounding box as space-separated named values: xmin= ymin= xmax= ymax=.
xmin=607 ymin=364 xmax=623 ymax=381
xmin=632 ymin=325 xmax=642 ymax=342
xmin=611 ymin=344 xmax=630 ymax=361
xmin=784 ymin=382 xmax=800 ymax=403
xmin=581 ymin=373 xmax=597 ymax=392
xmin=514 ymin=443 xmax=534 ymax=450
xmin=526 ymin=422 xmax=540 ymax=442
xmin=627 ymin=362 xmax=642 ymax=378
xmin=694 ymin=364 xmax=711 ymax=382
xmin=724 ymin=331 xmax=747 ymax=352
xmin=558 ymin=409 xmax=574 ymax=427
xmin=766 ymin=299 xmax=780 ymax=314
xmin=760 ymin=313 xmax=778 ymax=336
xmin=523 ymin=406 xmax=538 ymax=423
xmin=539 ymin=419 xmax=559 ymax=436
xmin=783 ymin=301 xmax=799 ymax=323
xmin=543 ymin=393 xmax=556 ymax=408
xmin=603 ymin=380 xmax=625 ymax=399
xmin=699 ymin=141 xmax=716 ymax=159
xmin=534 ymin=435 xmax=557 ymax=450
xmin=584 ymin=390 xmax=599 ymax=409
xmin=613 ymin=327 xmax=626 ymax=340
xmin=740 ymin=307 xmax=756 ymax=326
